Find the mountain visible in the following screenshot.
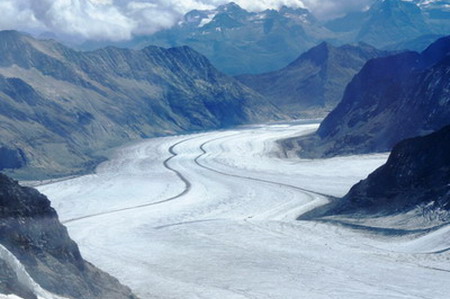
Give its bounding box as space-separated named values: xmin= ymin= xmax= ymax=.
xmin=412 ymin=0 xmax=450 ymax=20
xmin=358 ymin=0 xmax=431 ymax=47
xmin=86 ymin=3 xmax=333 ymax=75
xmin=324 ymin=11 xmax=368 ymax=34
xmin=325 ymin=0 xmax=450 ymax=49
xmin=333 ymin=124 xmax=450 ymax=226
xmin=0 ymin=173 xmax=137 ymax=298
xmin=236 ymin=42 xmax=389 ymax=117
xmin=0 ymin=30 xmax=282 ymax=179
xmin=76 ymin=1 xmax=450 ymax=75
xmin=284 ymin=35 xmax=450 ymax=158
xmin=417 ymin=0 xmax=450 ymax=35
xmin=385 ymin=33 xmax=445 ymax=51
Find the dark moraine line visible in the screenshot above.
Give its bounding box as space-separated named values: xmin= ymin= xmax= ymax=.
xmin=194 ymin=135 xmax=333 ymax=199
xmin=314 ymin=219 xmax=450 ymax=237
xmin=62 ymin=136 xmax=196 ymax=224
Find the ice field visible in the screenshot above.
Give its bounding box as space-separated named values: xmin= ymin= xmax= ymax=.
xmin=38 ymin=121 xmax=450 ymax=299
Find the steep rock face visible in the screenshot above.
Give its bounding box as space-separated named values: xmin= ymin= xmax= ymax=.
xmin=0 ymin=173 xmax=137 ymax=298
xmin=87 ymin=3 xmax=333 ymax=75
xmin=237 ymin=42 xmax=389 ymax=117
xmin=288 ymin=36 xmax=450 ymax=158
xmin=335 ymin=125 xmax=450 ymax=222
xmin=0 ymin=30 xmax=281 ymax=178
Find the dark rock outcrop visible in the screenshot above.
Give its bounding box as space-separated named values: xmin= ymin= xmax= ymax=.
xmin=335 ymin=125 xmax=450 ymax=222
xmin=0 ymin=30 xmax=282 ymax=179
xmin=287 ymin=35 xmax=450 ymax=158
xmin=0 ymin=173 xmax=137 ymax=298
xmin=237 ymin=42 xmax=389 ymax=117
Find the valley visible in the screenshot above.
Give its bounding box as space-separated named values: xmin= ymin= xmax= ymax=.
xmin=37 ymin=121 xmax=449 ymax=298
xmin=0 ymin=1 xmax=449 ymax=298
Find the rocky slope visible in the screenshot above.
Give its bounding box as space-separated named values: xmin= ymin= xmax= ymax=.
xmin=0 ymin=173 xmax=137 ymax=298
xmin=0 ymin=30 xmax=282 ymax=179
xmin=236 ymin=42 xmax=389 ymax=117
xmin=332 ymin=124 xmax=450 ymax=226
xmin=285 ymin=35 xmax=450 ymax=158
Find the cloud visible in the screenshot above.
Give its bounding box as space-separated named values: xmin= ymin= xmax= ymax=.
xmin=222 ymin=0 xmax=306 ymax=11
xmin=0 ymin=0 xmax=375 ymax=41
xmin=302 ymin=0 xmax=375 ymax=19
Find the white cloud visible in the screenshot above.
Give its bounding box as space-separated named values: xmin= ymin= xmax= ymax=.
xmin=227 ymin=0 xmax=306 ymax=11
xmin=0 ymin=0 xmax=375 ymax=41
xmin=302 ymin=0 xmax=375 ymax=19
xmin=0 ymin=0 xmax=44 ymax=32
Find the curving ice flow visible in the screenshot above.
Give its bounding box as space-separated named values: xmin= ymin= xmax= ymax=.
xmin=38 ymin=122 xmax=450 ymax=299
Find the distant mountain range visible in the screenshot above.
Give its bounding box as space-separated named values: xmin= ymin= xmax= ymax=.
xmin=236 ymin=42 xmax=389 ymax=117
xmin=327 ymin=0 xmax=432 ymax=45
xmin=285 ymin=35 xmax=450 ymax=158
xmin=325 ymin=0 xmax=450 ymax=49
xmin=86 ymin=2 xmax=330 ymax=75
xmin=78 ymin=0 xmax=450 ymax=75
xmin=0 ymin=174 xmax=137 ymax=298
xmin=0 ymin=30 xmax=282 ymax=179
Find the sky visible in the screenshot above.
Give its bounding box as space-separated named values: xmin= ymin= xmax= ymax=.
xmin=0 ymin=0 xmax=376 ymax=41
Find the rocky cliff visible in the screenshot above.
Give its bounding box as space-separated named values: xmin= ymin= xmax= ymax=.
xmin=0 ymin=173 xmax=137 ymax=298
xmin=333 ymin=125 xmax=450 ymax=225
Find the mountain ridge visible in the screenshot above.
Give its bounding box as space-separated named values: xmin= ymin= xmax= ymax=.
xmin=236 ymin=42 xmax=389 ymax=117
xmin=73 ymin=1 xmax=450 ymax=75
xmin=81 ymin=3 xmax=331 ymax=75
xmin=0 ymin=30 xmax=282 ymax=179
xmin=282 ymin=35 xmax=450 ymax=158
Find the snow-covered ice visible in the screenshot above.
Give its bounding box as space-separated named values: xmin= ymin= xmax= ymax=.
xmin=38 ymin=122 xmax=450 ymax=299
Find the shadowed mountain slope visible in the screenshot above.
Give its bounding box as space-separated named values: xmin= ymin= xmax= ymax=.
xmin=237 ymin=42 xmax=389 ymax=117
xmin=333 ymin=125 xmax=450 ymax=226
xmin=284 ymin=35 xmax=450 ymax=158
